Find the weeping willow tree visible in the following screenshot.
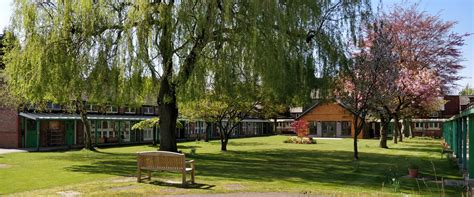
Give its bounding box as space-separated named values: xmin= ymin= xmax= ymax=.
xmin=5 ymin=0 xmax=149 ymax=150
xmin=178 ymin=1 xmax=370 ymax=151
xmin=6 ymin=0 xmax=370 ymax=152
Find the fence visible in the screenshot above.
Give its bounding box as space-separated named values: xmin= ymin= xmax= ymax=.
xmin=442 ymin=105 xmax=474 ymax=177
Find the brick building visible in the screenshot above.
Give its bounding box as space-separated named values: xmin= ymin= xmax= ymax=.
xmin=0 ymin=108 xmax=20 ymax=148
xmin=411 ymin=95 xmax=473 ymax=138
xmin=295 ymin=102 xmax=366 ymax=138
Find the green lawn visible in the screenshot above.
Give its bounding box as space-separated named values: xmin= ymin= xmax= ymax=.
xmin=0 ymin=136 xmax=463 ymax=196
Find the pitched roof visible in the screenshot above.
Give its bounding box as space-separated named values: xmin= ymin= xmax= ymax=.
xmin=295 ymin=100 xmax=356 ymax=120
xmin=19 ymin=112 xmax=155 ymax=121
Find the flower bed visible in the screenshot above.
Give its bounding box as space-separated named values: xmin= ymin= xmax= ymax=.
xmin=284 ymin=136 xmax=317 ymax=144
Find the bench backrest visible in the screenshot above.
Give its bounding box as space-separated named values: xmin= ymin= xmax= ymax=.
xmin=137 ymin=151 xmax=185 ymax=172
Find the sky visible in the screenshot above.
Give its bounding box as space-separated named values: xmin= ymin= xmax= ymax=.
xmin=0 ymin=0 xmax=472 ymax=93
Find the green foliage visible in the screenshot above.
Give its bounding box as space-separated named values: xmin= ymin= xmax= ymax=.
xmin=132 ymin=118 xmax=159 ymax=130
xmin=283 ymin=136 xmax=317 ymax=144
xmin=0 ymin=33 xmax=4 ymax=70
xmin=131 ymin=117 xmax=183 ymax=130
xmin=459 ymin=84 xmax=474 ymax=95
xmin=5 ymin=0 xmax=151 ymax=106
xmin=5 ymin=0 xmax=371 ymax=151
xmin=179 ymin=98 xmax=227 ymax=122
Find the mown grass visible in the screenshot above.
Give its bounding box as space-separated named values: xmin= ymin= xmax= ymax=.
xmin=0 ymin=136 xmax=464 ymax=196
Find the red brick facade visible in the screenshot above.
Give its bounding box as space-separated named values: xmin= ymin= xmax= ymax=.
xmin=442 ymin=96 xmax=460 ymax=118
xmin=0 ymin=108 xmax=19 ymax=148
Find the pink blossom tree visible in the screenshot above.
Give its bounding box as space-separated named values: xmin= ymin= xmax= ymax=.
xmin=374 ymin=5 xmax=468 ymax=144
xmin=336 ymin=21 xmax=398 ymax=159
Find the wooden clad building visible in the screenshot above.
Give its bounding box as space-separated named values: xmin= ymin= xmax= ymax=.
xmin=296 ymin=102 xmax=366 ymax=138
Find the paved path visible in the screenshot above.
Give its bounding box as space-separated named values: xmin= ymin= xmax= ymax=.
xmin=0 ymin=148 xmax=27 ymax=155
xmin=164 ymin=192 xmax=324 ymax=197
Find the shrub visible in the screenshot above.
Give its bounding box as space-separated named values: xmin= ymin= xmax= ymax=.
xmin=284 ymin=136 xmax=317 ymax=144
xmin=291 ymin=120 xmax=309 ymax=137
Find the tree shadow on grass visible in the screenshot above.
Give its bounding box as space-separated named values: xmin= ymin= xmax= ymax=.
xmin=226 ymin=141 xmax=268 ymax=146
xmin=62 ymin=143 xmax=462 ymax=194
xmin=177 ymin=145 xmax=202 ymax=150
xmin=47 ymin=151 xmax=136 ymax=162
xmin=66 ymin=159 xmax=138 ymax=177
xmin=147 ymin=180 xmax=215 ymax=190
xmin=389 ymin=147 xmax=441 ymax=154
xmin=207 ymin=141 xmax=268 ymax=147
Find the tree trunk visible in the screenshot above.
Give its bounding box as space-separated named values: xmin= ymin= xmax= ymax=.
xmin=218 ymin=125 xmax=229 ymax=151
xmin=392 ymin=115 xmax=398 ymax=144
xmin=394 ymin=115 xmax=403 ymax=142
xmin=76 ymin=101 xmax=94 ymax=151
xmin=157 ymin=63 xmax=178 ymax=152
xmin=158 ymin=103 xmax=178 ymax=152
xmin=353 ymin=115 xmax=364 ymax=160
xmin=379 ymin=117 xmax=389 ymax=148
xmin=157 ymin=1 xmax=178 ymax=152
xmin=354 ymin=136 xmax=359 ymax=160
xmin=409 ymin=121 xmax=414 ymax=138
xmin=221 ymin=137 xmax=228 ymax=151
xmin=217 ymin=122 xmax=228 ymax=151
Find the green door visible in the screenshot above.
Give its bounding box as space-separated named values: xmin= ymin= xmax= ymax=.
xmin=26 ymin=128 xmax=38 ymax=148
xmin=66 ymin=120 xmax=74 ymax=145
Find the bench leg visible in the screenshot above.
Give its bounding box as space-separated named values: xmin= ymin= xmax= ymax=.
xmin=147 ymin=171 xmax=151 ymax=181
xmin=182 ymin=172 xmax=187 ymax=186
xmin=137 ymin=168 xmax=141 ymax=183
xmin=191 ymin=169 xmax=195 ymax=184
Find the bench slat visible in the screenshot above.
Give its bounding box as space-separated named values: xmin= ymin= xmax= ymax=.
xmin=137 ymin=151 xmax=195 ymax=185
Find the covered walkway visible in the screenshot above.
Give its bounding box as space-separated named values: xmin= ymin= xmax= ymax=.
xmin=18 ymin=113 xmax=159 ymax=151
xmin=443 ymin=105 xmax=474 ymax=178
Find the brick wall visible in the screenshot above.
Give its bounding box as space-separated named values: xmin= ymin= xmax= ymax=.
xmin=443 ymin=96 xmax=460 ymax=118
xmin=0 ymin=108 xmax=19 ymax=148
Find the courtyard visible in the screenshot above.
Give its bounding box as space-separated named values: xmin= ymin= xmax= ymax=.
xmin=0 ymin=136 xmax=463 ymax=196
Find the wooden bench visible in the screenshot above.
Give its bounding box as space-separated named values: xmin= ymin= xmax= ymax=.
xmin=137 ymin=151 xmax=195 ymax=185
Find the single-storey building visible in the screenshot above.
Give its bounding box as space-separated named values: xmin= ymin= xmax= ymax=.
xmin=0 ymin=103 xmax=273 ymax=149
xmin=296 ymin=102 xmax=367 ymax=138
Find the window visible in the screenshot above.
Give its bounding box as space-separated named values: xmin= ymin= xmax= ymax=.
xmin=46 ymin=102 xmax=61 ymax=110
xmin=144 ymin=128 xmax=153 ymax=140
xmin=125 ymin=107 xmax=136 ymax=114
xmin=143 ymin=106 xmax=154 ymax=115
xmin=321 ymin=121 xmax=337 ymax=137
xmin=429 ymin=112 xmax=439 ymax=117
xmin=102 ymin=121 xmax=108 ymax=129
xmin=341 ymin=121 xmax=351 ymax=136
xmin=86 ymin=104 xmax=98 ymax=112
xmin=428 ymin=122 xmax=439 ymax=128
xmin=415 ymin=122 xmax=424 ymax=129
xmin=106 ymin=106 xmax=118 ymax=114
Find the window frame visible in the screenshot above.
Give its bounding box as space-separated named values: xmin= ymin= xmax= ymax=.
xmin=124 ymin=107 xmax=136 ymax=114
xmin=143 ymin=106 xmax=154 ymax=115
xmin=106 ymin=105 xmax=118 ymax=114
xmin=86 ymin=104 xmax=98 ymax=113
